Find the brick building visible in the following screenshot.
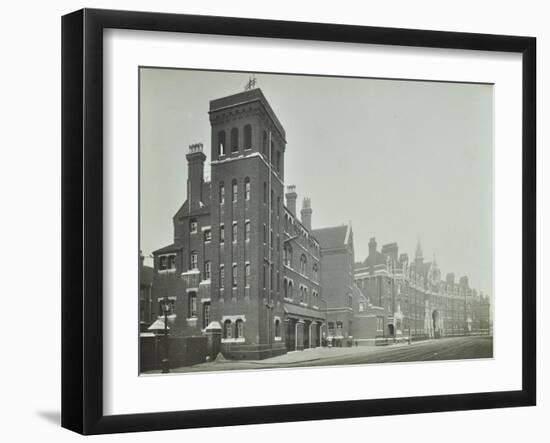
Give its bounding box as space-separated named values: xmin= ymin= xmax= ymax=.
xmin=150 ymin=88 xmax=326 ymax=360
xmin=312 ymin=223 xmax=356 ymax=345
xmin=354 ymin=238 xmax=491 ymax=342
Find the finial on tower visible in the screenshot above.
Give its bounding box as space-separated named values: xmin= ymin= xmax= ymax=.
xmin=244 ymin=74 xmax=257 ymax=91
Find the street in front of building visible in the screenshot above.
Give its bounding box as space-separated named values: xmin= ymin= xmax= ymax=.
xmin=144 ymin=336 xmax=492 ymax=374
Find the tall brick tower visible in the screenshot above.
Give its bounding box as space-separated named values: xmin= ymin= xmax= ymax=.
xmin=208 ymin=88 xmax=287 ymax=359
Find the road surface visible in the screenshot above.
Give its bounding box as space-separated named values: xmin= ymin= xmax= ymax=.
xmin=148 ymin=336 xmax=493 ymax=374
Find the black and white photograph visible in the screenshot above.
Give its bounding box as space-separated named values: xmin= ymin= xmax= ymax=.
xmin=139 ymin=68 xmax=494 ymax=374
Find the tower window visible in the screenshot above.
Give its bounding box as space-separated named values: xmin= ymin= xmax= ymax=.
xmin=219 ymin=265 xmax=225 ymax=288
xmin=232 ymin=180 xmax=238 ymax=203
xmin=231 ymin=127 xmax=239 ymax=153
xmin=235 ymin=319 xmax=244 ymax=338
xmin=224 ymin=320 xmax=232 ymax=338
xmin=245 ymin=263 xmax=250 ymax=287
xmin=218 ymin=130 xmax=226 ymax=156
xmin=243 ymin=124 xmax=252 ymax=150
xmin=219 ymin=183 xmax=225 ymax=205
xmin=232 ymin=264 xmax=237 ymax=287
xmin=245 ymin=177 xmax=250 ymax=200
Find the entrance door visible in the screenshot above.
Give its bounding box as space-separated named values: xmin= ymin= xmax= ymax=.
xmin=286 ymin=320 xmax=296 ymax=351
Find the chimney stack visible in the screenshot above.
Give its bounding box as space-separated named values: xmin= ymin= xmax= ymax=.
xmin=285 ymin=185 xmax=297 ymax=215
xmin=186 ymin=143 xmax=206 ymax=209
xmin=301 ymin=197 xmax=312 ymax=230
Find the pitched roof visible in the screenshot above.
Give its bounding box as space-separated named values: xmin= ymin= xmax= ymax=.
xmin=153 ymin=243 xmax=183 ymax=255
xmin=312 ymin=224 xmax=350 ymax=250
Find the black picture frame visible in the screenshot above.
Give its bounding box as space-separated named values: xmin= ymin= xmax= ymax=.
xmin=61 ymin=8 xmax=536 ymax=435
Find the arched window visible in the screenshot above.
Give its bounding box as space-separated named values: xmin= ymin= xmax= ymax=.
xmin=312 ymin=263 xmax=319 ymax=282
xmin=284 ymin=243 xmax=292 ymax=267
xmin=288 ymin=281 xmax=293 ymax=298
xmin=262 ymin=131 xmax=267 ymax=157
xmin=236 ymin=319 xmax=244 ymax=338
xmin=224 ymin=319 xmax=232 ymax=338
xmin=244 ymin=177 xmax=250 ymax=200
xmin=218 ymin=130 xmax=226 ymax=156
xmin=188 ymin=292 xmax=197 ymax=318
xmin=243 ymin=124 xmax=252 ymax=150
xmin=274 ymin=319 xmax=281 ymax=338
xmin=300 ymin=254 xmax=307 ymax=275
xmin=231 ymin=127 xmax=239 ymax=152
xmin=283 ymin=279 xmax=288 ymax=298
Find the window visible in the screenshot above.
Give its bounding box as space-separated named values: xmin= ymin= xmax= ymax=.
xmin=312 ymin=263 xmax=318 ymax=282
xmin=328 ymin=322 xmax=335 ymax=336
xmin=204 ymin=260 xmax=211 ymax=280
xmin=219 ymin=265 xmax=225 ymax=289
xmin=276 ymin=151 xmax=281 ymax=172
xmin=245 ymin=177 xmax=250 ymax=200
xmin=263 ymin=264 xmax=267 ymax=289
xmin=188 ymin=292 xmax=197 ymax=318
xmin=220 ymin=224 xmax=224 ymax=243
xmin=284 ymin=244 xmax=292 ymax=267
xmin=218 ymin=130 xmax=226 ymax=156
xmin=288 ymin=281 xmax=293 ymax=298
xmin=232 ymin=264 xmax=237 ymax=287
xmin=190 ymin=251 xmax=198 ymax=270
xmin=336 ymin=321 xmax=343 ymax=335
xmin=159 ymin=256 xmax=167 ymax=270
xmin=245 ymin=221 xmax=250 ymax=241
xmin=359 ymin=302 xmax=365 ymax=312
xmin=202 ymin=302 xmax=211 ymax=329
xmin=245 ymin=263 xmax=250 ymax=287
xmin=224 ymin=320 xmax=232 ymax=338
xmin=276 ymin=271 xmax=280 ymax=292
xmin=277 ymin=196 xmax=280 ymax=216
xmin=232 ymin=222 xmax=237 ymax=243
xmin=219 ymin=183 xmax=225 ymax=205
xmin=270 ymin=230 xmax=274 ymax=249
xmin=231 ymin=127 xmax=239 ymax=152
xmin=262 ymin=130 xmax=267 ymax=157
xmin=284 ymin=279 xmax=288 ymax=298
xmin=168 ymin=255 xmax=176 ymax=269
xmin=243 ymin=124 xmax=252 ymax=150
xmin=263 ymin=224 xmax=267 ymax=244
xmin=203 ymin=229 xmax=211 ymax=242
xmin=190 ymin=218 xmax=198 ymax=233
xmin=274 ymin=319 xmax=281 ymax=338
xmin=300 ymin=254 xmax=307 ymax=275
xmin=270 ymin=264 xmax=274 ymax=289
xmin=232 ymin=180 xmax=238 ymax=202
xmin=270 ymin=140 xmax=275 ymax=164
xmin=270 ymin=189 xmax=274 ymax=211
xmin=348 ymin=294 xmax=353 ymax=307
xmin=263 ymin=182 xmax=267 ymax=204
xmin=236 ymin=319 xmax=244 ymax=338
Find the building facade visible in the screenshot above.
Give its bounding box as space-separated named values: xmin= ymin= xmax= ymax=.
xmin=151 ymin=88 xmax=326 ymax=360
xmin=354 ymin=238 xmax=491 ymax=342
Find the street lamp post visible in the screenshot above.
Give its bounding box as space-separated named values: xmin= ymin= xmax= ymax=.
xmin=161 ymin=298 xmax=171 ymax=374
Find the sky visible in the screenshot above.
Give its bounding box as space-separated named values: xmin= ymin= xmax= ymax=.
xmin=140 ymin=68 xmax=493 ymax=296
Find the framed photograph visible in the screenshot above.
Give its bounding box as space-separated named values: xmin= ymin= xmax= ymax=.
xmin=61 ymin=8 xmax=536 ymax=435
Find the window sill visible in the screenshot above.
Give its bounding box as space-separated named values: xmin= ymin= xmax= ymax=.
xmin=221 ymin=338 xmax=245 ymax=343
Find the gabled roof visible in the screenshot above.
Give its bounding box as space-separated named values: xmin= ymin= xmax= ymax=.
xmin=313 ymin=224 xmax=351 ymax=250
xmin=153 ymin=243 xmax=183 ymax=255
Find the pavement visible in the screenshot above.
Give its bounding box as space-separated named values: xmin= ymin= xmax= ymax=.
xmin=144 ymin=335 xmax=493 ymax=374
